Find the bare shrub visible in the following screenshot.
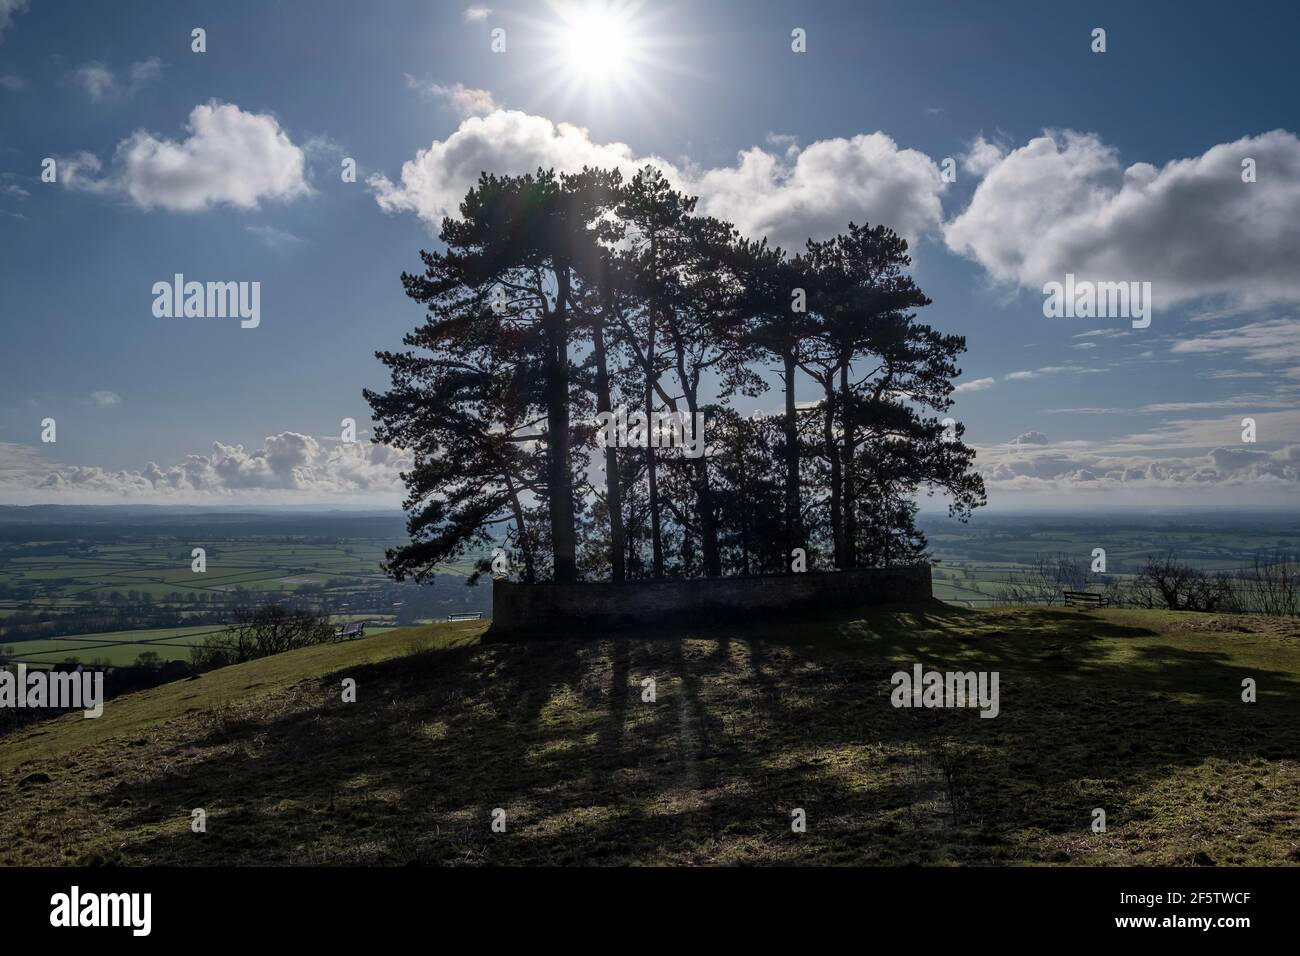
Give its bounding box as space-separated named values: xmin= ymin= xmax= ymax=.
xmin=1128 ymin=552 xmax=1235 ymax=612
xmin=1236 ymin=549 xmax=1300 ymax=617
xmin=191 ymin=605 xmax=339 ymax=670
xmin=995 ymin=554 xmax=1092 ymax=606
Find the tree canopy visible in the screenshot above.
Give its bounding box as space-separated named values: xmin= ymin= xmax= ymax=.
xmin=366 ymin=165 xmax=985 ymax=584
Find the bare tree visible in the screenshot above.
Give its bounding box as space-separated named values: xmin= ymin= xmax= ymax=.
xmin=1129 ymin=552 xmax=1234 ymax=612
xmin=1238 ymin=549 xmax=1300 ymax=617
xmin=995 ymin=553 xmax=1091 ymax=606
xmin=191 ymin=606 xmax=339 ymax=670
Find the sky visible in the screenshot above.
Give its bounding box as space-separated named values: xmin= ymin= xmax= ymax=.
xmin=0 ymin=0 xmax=1297 ymax=510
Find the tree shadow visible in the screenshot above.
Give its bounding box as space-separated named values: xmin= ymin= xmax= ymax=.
xmin=70 ymin=608 xmax=1300 ymax=866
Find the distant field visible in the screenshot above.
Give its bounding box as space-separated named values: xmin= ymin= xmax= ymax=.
xmin=0 ymin=624 xmax=402 ymax=667
xmin=921 ymin=515 xmax=1300 ymax=607
xmin=0 ymin=519 xmax=492 ymax=645
xmin=0 ymin=541 xmax=395 ymax=604
xmin=2 ymin=513 xmax=1296 ymax=660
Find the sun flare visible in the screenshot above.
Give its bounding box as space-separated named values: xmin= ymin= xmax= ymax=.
xmin=561 ymin=6 xmax=634 ymax=82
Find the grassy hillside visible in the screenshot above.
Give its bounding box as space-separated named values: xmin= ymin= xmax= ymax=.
xmin=1 ymin=604 xmax=1298 ymax=866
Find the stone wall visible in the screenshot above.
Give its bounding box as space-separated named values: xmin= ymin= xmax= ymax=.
xmin=491 ymin=564 xmax=932 ymax=636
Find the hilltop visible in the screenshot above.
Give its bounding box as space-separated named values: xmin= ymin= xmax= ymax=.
xmin=1 ymin=604 xmax=1298 ymax=866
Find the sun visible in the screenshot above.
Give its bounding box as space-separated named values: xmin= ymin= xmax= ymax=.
xmin=517 ymin=0 xmax=683 ymax=120
xmin=560 ymin=6 xmax=634 ymax=83
xmin=514 ymin=0 xmax=694 ymax=124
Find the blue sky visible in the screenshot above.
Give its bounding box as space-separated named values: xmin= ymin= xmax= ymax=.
xmin=1 ymin=0 xmax=1297 ymax=509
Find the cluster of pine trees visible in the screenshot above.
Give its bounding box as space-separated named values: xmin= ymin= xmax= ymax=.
xmin=365 ymin=166 xmax=985 ymax=585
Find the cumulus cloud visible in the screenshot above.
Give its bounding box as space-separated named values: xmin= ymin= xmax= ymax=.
xmin=88 ymin=390 xmax=120 ymax=406
xmin=982 ymin=441 xmax=1300 ymax=498
xmin=405 ymin=77 xmax=498 ymax=117
xmin=369 ymin=109 xmax=948 ymax=248
xmin=944 ymin=129 xmax=1300 ymax=308
xmin=370 ymin=110 xmax=646 ymax=223
xmin=62 ymin=101 xmax=310 ymax=212
xmin=969 ymin=408 xmax=1300 ymax=504
xmin=1011 ymin=431 xmax=1049 ymax=446
xmin=0 ymin=432 xmax=411 ymax=504
xmin=960 ymin=135 xmax=1005 ymax=176
xmin=464 ymin=6 xmax=491 ymax=21
xmin=691 ymin=131 xmax=947 ymax=249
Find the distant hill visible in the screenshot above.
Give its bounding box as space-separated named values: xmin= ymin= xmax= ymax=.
xmin=2 ymin=605 xmax=1297 ymax=865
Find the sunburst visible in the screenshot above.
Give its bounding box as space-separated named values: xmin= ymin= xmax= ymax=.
xmin=516 ymin=0 xmax=688 ymax=124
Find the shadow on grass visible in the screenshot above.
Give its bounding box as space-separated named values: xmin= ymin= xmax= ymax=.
xmin=74 ymin=604 xmax=1300 ymax=866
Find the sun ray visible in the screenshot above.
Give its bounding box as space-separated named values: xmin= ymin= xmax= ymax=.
xmin=506 ymin=0 xmax=704 ymax=127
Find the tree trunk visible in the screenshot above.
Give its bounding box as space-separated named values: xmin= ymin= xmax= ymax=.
xmin=646 ymin=234 xmax=665 ymax=578
xmin=592 ymin=317 xmax=625 ymax=583
xmin=782 ymin=350 xmax=801 ymax=559
xmin=683 ymin=392 xmax=721 ymax=577
xmin=546 ymin=269 xmax=578 ymax=583
xmin=822 ymin=379 xmax=843 ymax=568
xmin=504 ymin=472 xmax=536 ymax=583
xmin=839 ymin=358 xmax=857 ymax=569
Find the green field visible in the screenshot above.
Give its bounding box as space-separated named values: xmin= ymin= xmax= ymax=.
xmin=0 ymin=513 xmax=492 ymax=654
xmin=0 ymin=540 xmax=396 ymax=605
xmin=921 ymin=514 xmax=1300 ymax=607
xmin=0 ymin=624 xmax=401 ymax=667
xmin=2 ymin=605 xmax=1296 ymax=866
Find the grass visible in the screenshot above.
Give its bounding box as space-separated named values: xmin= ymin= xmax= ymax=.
xmin=1 ymin=604 xmax=1297 ymax=866
xmin=2 ymin=624 xmax=403 ymax=667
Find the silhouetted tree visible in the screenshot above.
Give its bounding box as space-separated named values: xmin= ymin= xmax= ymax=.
xmin=373 ymin=168 xmax=985 ymax=586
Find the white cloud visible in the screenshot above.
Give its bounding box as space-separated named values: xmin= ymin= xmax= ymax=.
xmin=370 ymin=108 xmax=948 ymax=249
xmin=464 ymin=6 xmax=492 ymax=21
xmin=63 ymin=101 xmax=310 ymax=212
xmin=1073 ymin=328 xmax=1130 ymax=339
xmin=1171 ymin=317 xmax=1300 ymax=366
xmin=960 ymin=135 xmax=1005 ymax=176
xmin=972 ymin=408 xmax=1300 ymax=504
xmin=944 ymin=129 xmax=1300 ymax=308
xmin=245 ymin=223 xmax=306 ymax=253
xmin=0 ymin=71 xmax=24 ymax=90
xmin=0 ymin=0 xmax=29 ymax=40
xmin=1 ymin=175 xmax=28 ymax=199
xmin=73 ymin=62 xmax=115 ymax=101
xmin=128 ymin=56 xmax=162 ymax=89
xmin=953 ymin=376 xmax=996 ymax=393
xmin=690 ymin=131 xmax=946 ymax=249
xmin=88 ymin=390 xmax=120 ymax=406
xmin=370 ymin=109 xmax=650 ymax=224
xmin=0 ymin=432 xmax=411 ymax=504
xmin=1003 ymin=365 xmax=1105 ymax=382
xmin=404 ymin=77 xmax=498 ymax=117
xmin=70 ymin=57 xmax=162 ymax=102
xmin=980 ymin=441 xmax=1300 ymax=500
xmin=1204 ymin=369 xmax=1267 ymax=380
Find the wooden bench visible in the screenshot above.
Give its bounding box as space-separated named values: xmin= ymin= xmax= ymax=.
xmin=1063 ymin=591 xmax=1108 ymax=608
xmin=447 ymin=612 xmax=482 ymax=622
xmin=339 ymin=621 xmax=366 ymax=639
